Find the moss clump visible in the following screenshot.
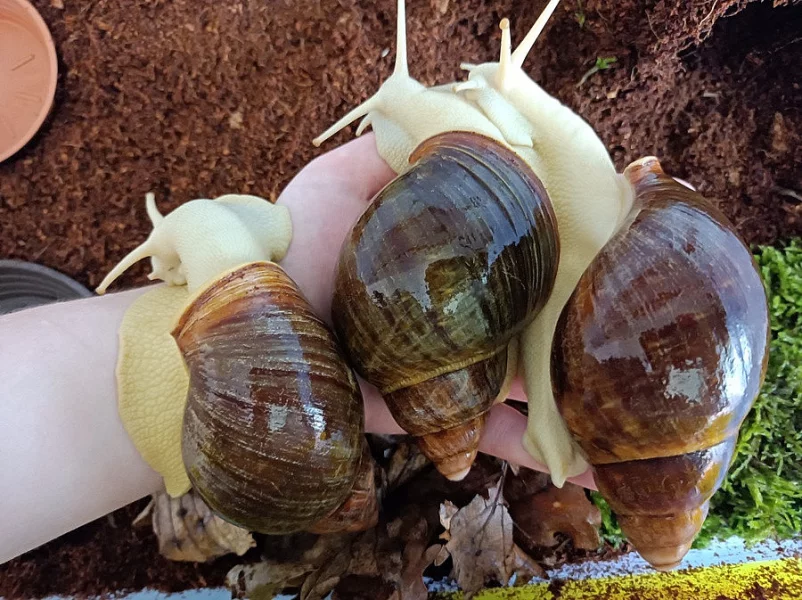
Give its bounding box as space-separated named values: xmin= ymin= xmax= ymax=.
xmin=589 ymin=491 xmax=625 ymax=548
xmin=699 ymin=240 xmax=802 ymax=543
xmin=593 ymin=240 xmax=802 ymax=546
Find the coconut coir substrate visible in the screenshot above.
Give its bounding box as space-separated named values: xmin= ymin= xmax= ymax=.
xmin=1 ymin=0 xmax=801 ymax=597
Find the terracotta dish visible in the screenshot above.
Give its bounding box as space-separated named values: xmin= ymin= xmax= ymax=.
xmin=0 ymin=0 xmax=58 ymax=162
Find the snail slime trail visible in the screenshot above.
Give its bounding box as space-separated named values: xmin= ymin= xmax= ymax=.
xmin=315 ymin=0 xmax=770 ymax=570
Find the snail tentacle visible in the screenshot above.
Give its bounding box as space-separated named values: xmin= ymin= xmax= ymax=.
xmin=145 ymin=192 xmax=164 ymax=226
xmin=313 ymin=0 xmax=506 ymax=174
xmin=510 ymin=0 xmax=562 ymax=68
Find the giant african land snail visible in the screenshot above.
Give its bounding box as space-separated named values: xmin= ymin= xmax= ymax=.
xmin=314 ymin=0 xmax=769 ymax=570
xmin=96 ymin=194 xmax=378 ymax=534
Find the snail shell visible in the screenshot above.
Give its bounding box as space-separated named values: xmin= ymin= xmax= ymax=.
xmin=332 ymin=132 xmax=559 ymax=481
xmin=175 ymin=261 xmax=378 ymax=534
xmin=552 ymin=158 xmax=770 ymax=570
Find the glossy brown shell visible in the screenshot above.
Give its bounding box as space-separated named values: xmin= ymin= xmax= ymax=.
xmin=331 ymin=132 xmax=559 ymax=477
xmin=174 ymin=262 xmax=371 ymax=534
xmin=552 ymin=158 xmax=770 ymax=570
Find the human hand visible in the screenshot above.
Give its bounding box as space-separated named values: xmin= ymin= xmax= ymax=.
xmin=276 ymin=133 xmax=595 ymax=489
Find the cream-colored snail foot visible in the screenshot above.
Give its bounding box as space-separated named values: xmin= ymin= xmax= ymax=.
xmin=618 ymin=505 xmax=709 ymax=571
xmin=520 ymin=322 xmax=590 ymax=488
xmin=417 ymin=414 xmax=487 ymax=481
xmin=117 ymin=285 xmax=192 ymax=496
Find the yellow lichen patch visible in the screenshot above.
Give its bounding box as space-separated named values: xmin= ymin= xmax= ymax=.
xmin=434 ymin=558 xmax=802 ymax=600
xmin=118 ymin=285 xmax=191 ymax=496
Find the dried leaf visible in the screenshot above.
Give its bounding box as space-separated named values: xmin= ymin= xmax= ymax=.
xmin=509 ymin=483 xmax=602 ymax=551
xmin=227 ymin=562 xmax=313 ymax=600
xmin=131 ymin=498 xmax=154 ymax=527
xmin=386 ymin=441 xmax=430 ymax=490
xmin=301 ymin=548 xmax=351 ymax=600
xmin=503 ymin=467 xmax=550 ymax=504
xmin=346 ymin=527 xmax=381 ymax=577
xmin=228 ymin=509 xmax=439 ymax=600
xmin=438 ymin=501 xmax=459 ymax=535
xmin=152 ymin=490 xmax=255 ymax=562
xmin=329 ymin=512 xmax=440 ymax=600
xmin=438 ymin=485 xmax=541 ymax=597
xmin=228 ymin=532 xmax=356 ymax=599
xmin=505 ymin=545 xmax=547 ymax=585
xmin=398 ymin=518 xmax=442 ymax=600
xmin=433 ymin=544 xmax=450 ymax=567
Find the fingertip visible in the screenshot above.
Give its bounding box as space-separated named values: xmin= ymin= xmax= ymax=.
xmin=361 ymin=377 xmax=405 ymax=435
xmin=567 ymin=468 xmax=597 ymax=490
xmin=481 ymin=403 xmax=597 ymax=491
xmin=310 ymin=132 xmax=395 ymax=200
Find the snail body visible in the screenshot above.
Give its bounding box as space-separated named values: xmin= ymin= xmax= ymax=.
xmin=315 ymin=0 xmax=630 ymax=484
xmin=100 ymin=192 xmax=294 ymax=496
xmin=331 ymin=132 xmax=559 ymax=480
xmin=98 ymin=195 xmax=378 ymax=534
xmin=552 ymin=159 xmax=769 ymax=569
xmin=315 ymin=0 xmax=769 ymax=569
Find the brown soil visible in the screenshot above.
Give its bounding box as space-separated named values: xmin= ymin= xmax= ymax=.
xmin=1 ymin=0 xmax=800 ymax=597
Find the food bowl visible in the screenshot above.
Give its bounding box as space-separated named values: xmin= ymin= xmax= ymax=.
xmin=0 ymin=0 xmax=58 ymax=162
xmin=0 ymin=260 xmax=92 ymax=315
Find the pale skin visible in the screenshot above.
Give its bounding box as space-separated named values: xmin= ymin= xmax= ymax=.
xmin=0 ymin=133 xmax=594 ymax=565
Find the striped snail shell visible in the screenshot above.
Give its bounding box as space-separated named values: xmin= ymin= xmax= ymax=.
xmin=331 ymin=132 xmax=560 ymax=481
xmin=552 ymin=158 xmax=770 ymax=570
xmin=175 ymin=261 xmax=378 ymax=534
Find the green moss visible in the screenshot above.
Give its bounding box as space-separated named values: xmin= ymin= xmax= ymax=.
xmin=592 ymin=239 xmax=802 ymax=547
xmin=698 ymin=240 xmax=802 ymax=543
xmin=589 ymin=491 xmax=625 ymax=549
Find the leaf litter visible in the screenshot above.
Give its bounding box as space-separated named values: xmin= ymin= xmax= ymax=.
xmin=215 ymin=440 xmax=615 ymax=598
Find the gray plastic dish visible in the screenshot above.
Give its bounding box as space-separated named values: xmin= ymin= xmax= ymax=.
xmin=0 ymin=259 xmax=93 ymax=315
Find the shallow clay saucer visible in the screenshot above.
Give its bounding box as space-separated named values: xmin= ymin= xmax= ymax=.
xmin=0 ymin=0 xmax=58 ymax=162
xmin=0 ymin=260 xmax=92 ymax=315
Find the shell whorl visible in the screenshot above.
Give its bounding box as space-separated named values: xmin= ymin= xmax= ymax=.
xmin=175 ymin=262 xmax=368 ymax=534
xmin=331 ymin=132 xmax=559 ymax=479
xmin=552 ymin=158 xmax=770 ymax=569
